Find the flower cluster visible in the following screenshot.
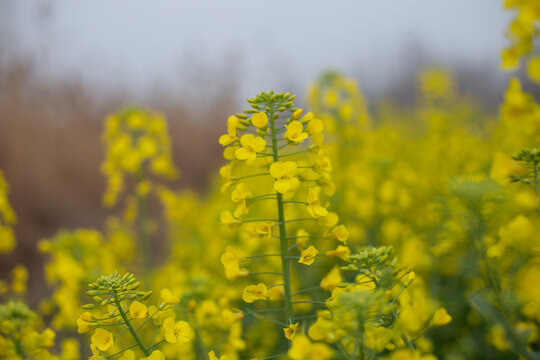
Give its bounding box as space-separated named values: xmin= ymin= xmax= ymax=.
xmin=501 ymin=0 xmax=540 ymax=83
xmin=0 ymin=170 xmax=17 ymax=253
xmin=0 ymin=300 xmax=57 ymax=359
xmin=218 ymin=91 xmax=350 ymax=358
xmin=101 ymin=107 xmax=179 ymax=207
xmin=79 ymin=271 xmax=192 ymax=359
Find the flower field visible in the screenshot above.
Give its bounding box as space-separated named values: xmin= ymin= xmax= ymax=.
xmin=1 ymin=2 xmax=540 ymax=359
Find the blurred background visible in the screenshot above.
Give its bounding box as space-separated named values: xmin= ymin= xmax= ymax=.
xmin=0 ymin=0 xmax=525 ymax=294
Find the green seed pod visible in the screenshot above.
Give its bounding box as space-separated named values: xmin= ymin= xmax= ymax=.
xmin=141 ymin=291 xmax=153 ymax=300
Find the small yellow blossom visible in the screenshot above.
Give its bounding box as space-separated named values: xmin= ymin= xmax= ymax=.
xmin=432 ymin=308 xmax=452 ymax=326
xmin=327 ymin=225 xmax=349 ymax=243
xmin=289 ymin=334 xmax=333 ymax=360
xmin=299 ymin=246 xmax=319 ymax=266
xmin=325 ymin=245 xmax=350 ymax=261
xmin=209 ymin=351 xmax=229 ymax=360
xmin=242 ymin=283 xmax=268 ymax=303
xmin=270 ymin=161 xmax=300 ymax=193
xmin=284 ymin=121 xmax=309 ymax=144
xmin=296 ymin=229 xmax=311 ymax=249
xmin=317 ymin=211 xmax=338 ymax=228
xmin=320 ymin=266 xmax=342 ymax=291
xmin=91 ymin=328 xmax=114 ymax=352
xmin=77 ymin=312 xmax=95 ymax=334
xmin=254 ymin=222 xmax=275 ymax=238
xmin=221 ymin=246 xmax=247 ymax=268
xmin=235 ymin=134 xmax=266 ymax=165
xmin=162 ymin=317 xmax=193 ymax=344
xmin=220 ymin=210 xmax=239 ymax=226
xmin=219 ymin=125 xmax=238 ymax=146
xmin=129 ymin=301 xmax=147 ymax=319
xmin=160 ymin=288 xmax=180 ymax=304
xmin=251 ymin=112 xmax=269 ymax=129
xmin=306 ymin=118 xmax=324 ymax=135
xmin=284 ymin=322 xmax=299 ymax=340
xmin=292 ymin=109 xmax=303 ymax=119
xmin=231 ymin=183 xmax=252 ymax=217
xmin=222 ymin=308 xmax=244 ymax=324
xmin=219 ymin=164 xmax=234 ymax=192
xmin=527 ymin=56 xmax=540 ymax=84
xmin=306 ymin=187 xmax=328 ymax=218
xmin=221 ymin=246 xmax=248 ymax=279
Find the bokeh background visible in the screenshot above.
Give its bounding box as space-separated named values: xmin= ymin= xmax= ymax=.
xmin=0 ymin=0 xmax=532 ymax=300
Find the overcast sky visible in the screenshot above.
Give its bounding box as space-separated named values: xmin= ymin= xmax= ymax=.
xmin=6 ymin=0 xmax=513 ymax=100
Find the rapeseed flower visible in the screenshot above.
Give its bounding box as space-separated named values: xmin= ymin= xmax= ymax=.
xmin=235 ymin=134 xmax=266 ymax=165
xmin=162 ymin=318 xmax=193 ymax=344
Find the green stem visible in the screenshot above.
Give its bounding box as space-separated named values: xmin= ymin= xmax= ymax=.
xmin=249 ymin=271 xmax=283 ymax=275
xmin=13 ymin=338 xmax=24 ymax=358
xmin=135 ymin=307 xmax=160 ymax=331
xmin=105 ymin=343 xmax=139 ymax=358
xmin=391 ymin=309 xmax=415 ymax=351
xmin=250 ymin=193 xmax=278 ymax=200
xmin=246 ymin=254 xmax=281 ymax=259
xmin=280 ymin=149 xmax=309 ymax=158
xmin=292 ymin=286 xmax=322 ymax=296
xmin=114 ymin=294 xmax=150 ymax=356
xmin=269 ymin=106 xmax=295 ymax=328
xmin=234 ymin=172 xmax=270 ymax=180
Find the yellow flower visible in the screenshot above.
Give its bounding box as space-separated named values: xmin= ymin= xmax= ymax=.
xmin=162 ymin=317 xmax=193 ymax=344
xmin=231 ymin=183 xmax=252 ymax=217
xmin=219 ymin=164 xmax=234 ymax=192
xmin=235 ymin=134 xmax=266 ymax=165
xmin=221 ymin=246 xmax=247 ymax=275
xmin=129 ymin=301 xmax=147 ymax=319
xmin=160 ymin=288 xmax=180 ymax=304
xmin=254 ymin=222 xmax=275 ymax=238
xmin=314 ymin=154 xmax=332 ymax=179
xmin=227 ymin=115 xmax=242 ymax=129
xmin=306 ymin=118 xmax=324 ymax=135
xmin=251 ymin=112 xmax=269 ymax=129
xmin=284 ymin=322 xmax=299 ymax=340
xmin=292 ymin=109 xmax=303 ymax=119
xmin=432 ymin=308 xmax=452 ymax=326
xmin=284 ymin=121 xmax=309 ymax=144
xmin=325 ymin=245 xmax=350 ymax=261
xmin=220 ymin=210 xmax=239 ymax=227
xmin=326 ymin=225 xmax=349 ymax=243
xmin=242 ymin=283 xmax=268 ymax=303
xmin=270 ymin=161 xmax=300 ymax=193
xmin=141 ymin=350 xmax=165 ymax=360
xmin=320 ymin=266 xmax=342 ymax=291
xmin=306 ymin=187 xmax=328 ymax=218
xmin=527 ymin=56 xmax=540 ymax=84
xmin=296 ymin=229 xmax=311 ymax=249
xmin=299 ymin=246 xmax=319 ymax=266
xmin=208 ymin=351 xmax=229 ymax=360
xmin=318 ymin=212 xmax=339 ymax=228
xmin=222 ymin=308 xmax=244 ymax=324
xmin=77 ymin=312 xmax=95 ymax=334
xmin=225 ymin=264 xmax=249 ymax=279
xmin=91 ymin=328 xmax=114 ymax=352
xmin=289 ymin=334 xmax=332 ymax=360
xmin=219 ymin=125 xmax=238 ymax=146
